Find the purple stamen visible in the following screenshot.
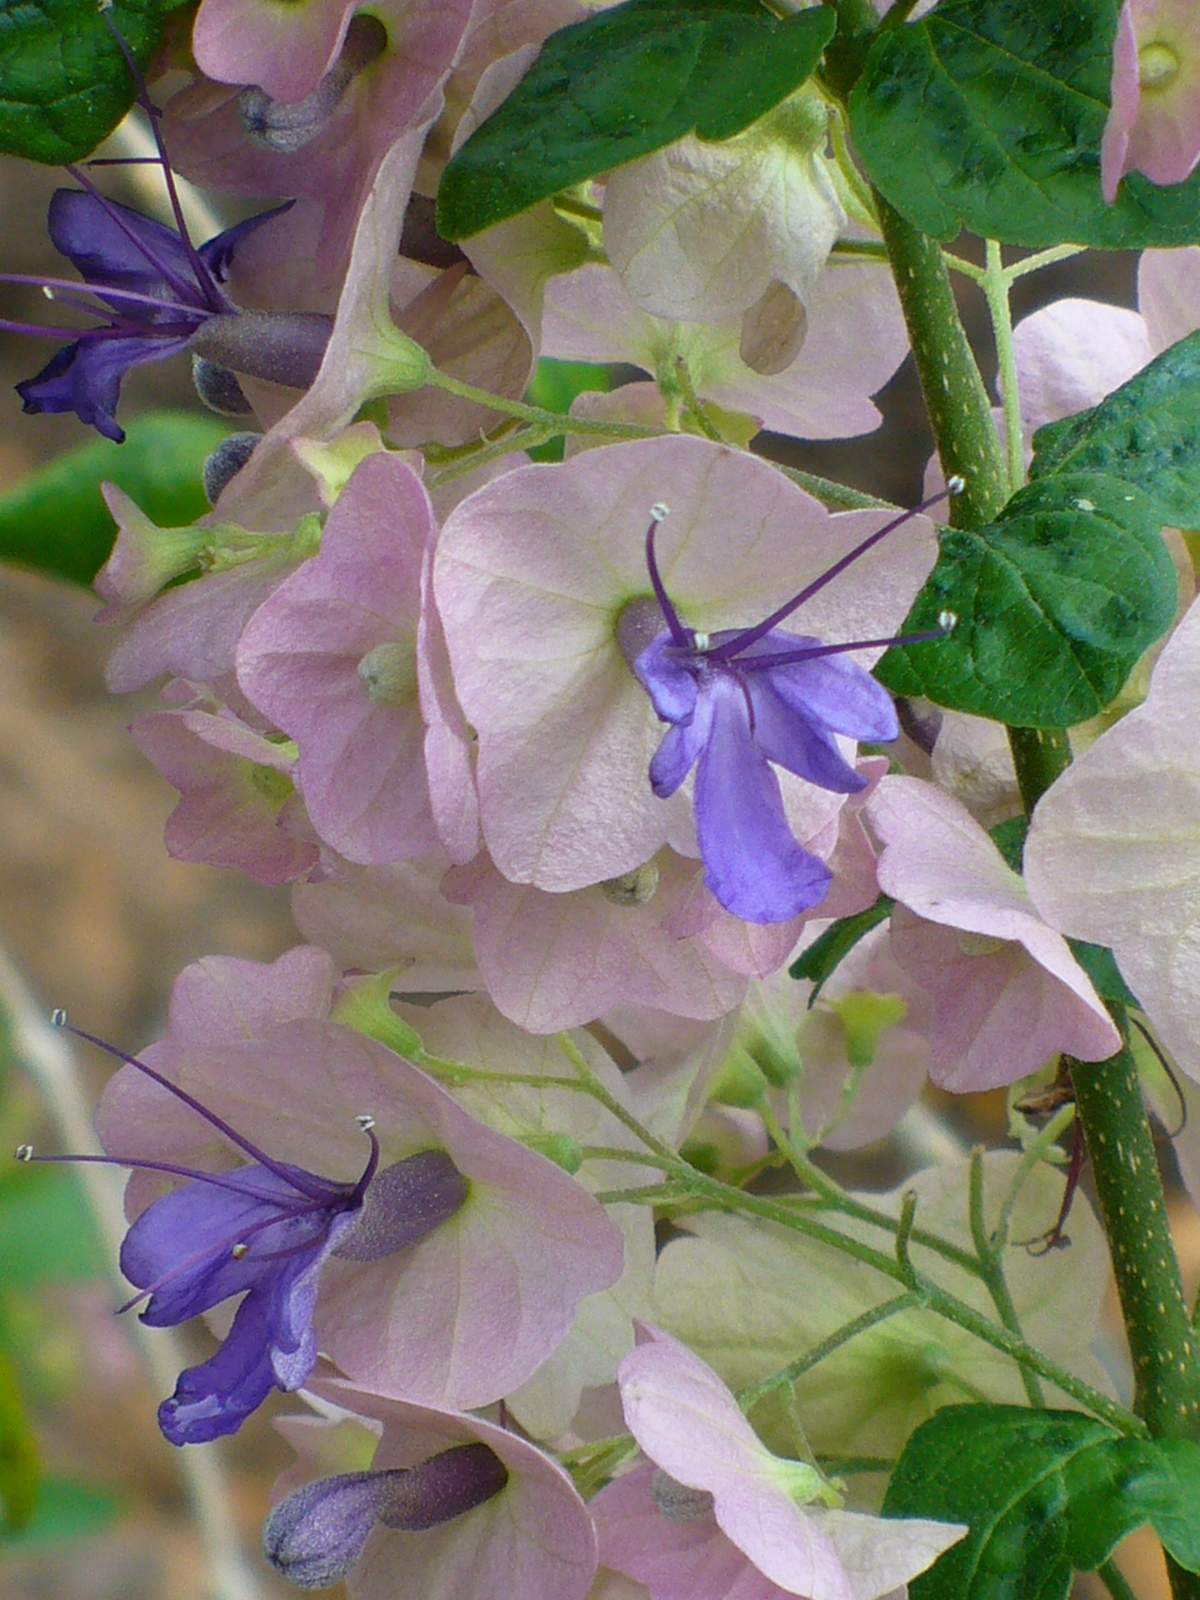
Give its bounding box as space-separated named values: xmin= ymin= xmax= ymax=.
xmin=61 ymin=1019 xmax=339 ymax=1202
xmin=0 ymin=273 xmax=215 ymax=316
xmin=100 ymin=11 xmax=226 ymax=313
xmin=644 ymin=508 xmax=691 ymax=648
xmin=16 ymin=1148 xmax=345 ymax=1205
xmin=704 ymin=482 xmax=960 ymax=664
xmin=63 ymin=163 xmax=203 ymax=306
xmin=738 ymin=621 xmax=953 ymax=674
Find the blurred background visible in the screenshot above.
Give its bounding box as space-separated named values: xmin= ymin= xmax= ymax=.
xmin=0 ymin=135 xmax=1190 ymax=1600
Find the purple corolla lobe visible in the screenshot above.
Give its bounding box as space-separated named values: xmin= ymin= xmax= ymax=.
xmin=631 ymin=520 xmax=900 ymax=924
xmin=12 ymin=188 xmax=281 ymax=442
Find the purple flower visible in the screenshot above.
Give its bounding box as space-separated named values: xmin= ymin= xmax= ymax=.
xmin=630 ymin=511 xmax=925 ymax=925
xmin=20 ymin=1020 xmax=469 ymax=1446
xmin=10 ymin=183 xmax=280 ymax=443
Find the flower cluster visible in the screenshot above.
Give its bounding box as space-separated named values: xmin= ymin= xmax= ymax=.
xmin=10 ymin=1 xmax=1200 ymax=1596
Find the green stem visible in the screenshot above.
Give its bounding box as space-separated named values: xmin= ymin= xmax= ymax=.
xmin=991 ymin=1101 xmax=1077 ymax=1250
xmin=1007 ymin=243 xmax=1087 ymax=281
xmin=738 ymin=1294 xmax=922 ymax=1408
xmin=1007 ymin=724 xmax=1073 ymax=815
xmin=981 ymin=239 xmax=1025 ymax=495
xmin=426 ymin=423 xmax=555 ymax=487
xmin=760 ymin=1101 xmax=982 ymax=1276
xmin=775 ymin=464 xmax=898 ymax=512
xmin=687 ymin=1170 xmax=1143 ymax=1434
xmin=969 ymin=1149 xmax=1044 ymax=1406
xmin=1097 ymin=1561 xmax=1139 ymax=1600
xmin=426 ymin=368 xmax=662 ymax=442
xmin=873 ymin=196 xmax=1009 ymax=528
xmin=1068 ymin=1040 xmax=1200 ymax=1440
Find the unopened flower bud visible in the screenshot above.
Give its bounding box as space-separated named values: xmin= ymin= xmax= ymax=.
xmin=202 ymin=432 xmax=260 ymax=506
xmin=192 ymin=355 xmax=252 ymax=416
xmin=264 ymin=1445 xmax=509 ymax=1589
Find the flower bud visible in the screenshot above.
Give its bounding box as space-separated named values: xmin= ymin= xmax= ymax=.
xmin=202 ymin=432 xmax=259 ymax=506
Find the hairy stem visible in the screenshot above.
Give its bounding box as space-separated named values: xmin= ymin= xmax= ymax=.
xmin=874 ymin=198 xmax=1009 ymax=527
xmin=1008 ymin=724 xmax=1073 ymax=814
xmin=981 ymin=240 xmax=1025 ymax=495
xmin=739 ymin=1293 xmax=922 ymax=1409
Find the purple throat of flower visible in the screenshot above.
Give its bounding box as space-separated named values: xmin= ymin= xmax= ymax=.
xmin=263 ymin=1444 xmax=511 ymax=1589
xmin=14 ymin=1009 xmax=469 ymax=1447
xmin=0 ymin=17 xmax=330 ymax=442
xmin=622 ymin=482 xmax=961 ymax=927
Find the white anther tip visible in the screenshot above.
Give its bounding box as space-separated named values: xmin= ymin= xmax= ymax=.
xmin=14 ymin=1144 xmax=33 ymax=1161
xmin=231 ymin=1242 xmax=250 ymax=1258
xmin=946 ymin=475 xmax=966 ymax=495
xmin=649 ymin=502 xmax=670 ymax=522
xmin=356 ymin=1114 xmax=377 ymax=1132
xmin=50 ymin=1008 xmax=68 ymax=1028
xmin=938 ymin=610 xmax=959 ymax=632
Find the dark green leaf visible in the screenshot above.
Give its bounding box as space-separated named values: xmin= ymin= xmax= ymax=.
xmin=437 ymin=0 xmax=835 ymax=239
xmin=0 ymin=1164 xmax=102 ymax=1287
xmin=1 ymin=1478 xmax=118 ymax=1548
xmin=877 ymin=473 xmax=1176 ymax=726
xmin=0 ymin=0 xmax=190 ymax=165
xmin=1130 ymin=1438 xmax=1200 ymax=1573
xmin=0 ymin=1349 xmax=38 ymax=1532
xmin=1031 ymin=329 xmax=1200 ymax=530
xmin=788 ymin=895 xmax=893 ymax=1002
xmin=849 ymin=0 xmax=1200 ymax=249
xmin=989 ymin=816 xmax=1028 ymax=874
xmin=0 ymin=410 xmax=228 ymax=588
xmin=882 ymin=1404 xmax=1161 ymax=1599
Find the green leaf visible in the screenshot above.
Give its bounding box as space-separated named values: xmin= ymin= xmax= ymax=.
xmin=988 ymin=816 xmax=1028 ymax=874
xmin=0 ymin=0 xmax=190 ymax=165
xmin=849 ymin=0 xmax=1200 ymax=249
xmin=788 ymin=895 xmax=893 ymax=1002
xmin=0 ymin=1349 xmax=39 ymax=1533
xmin=0 ymin=410 xmax=228 ymax=588
xmin=1 ymin=1477 xmax=118 ymax=1548
xmin=877 ymin=472 xmax=1177 ymax=727
xmin=436 ymin=0 xmax=836 ymax=239
xmin=0 ymin=1164 xmax=102 ymax=1288
xmin=882 ymin=1404 xmax=1162 ymax=1599
xmin=1131 ymin=1438 xmax=1200 ymax=1573
xmin=1030 ymin=329 xmax=1200 ymax=530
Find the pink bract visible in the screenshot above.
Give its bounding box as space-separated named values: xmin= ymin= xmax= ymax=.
xmin=1101 ymin=0 xmax=1200 ymax=203
xmin=193 ymin=0 xmax=358 ymax=104
xmin=236 ymin=453 xmax=442 ymax=865
xmin=130 ymin=701 xmax=318 ymax=885
xmin=1024 ymin=594 xmax=1200 ymax=1078
xmin=542 ymin=261 xmax=909 ymax=442
xmin=603 ymin=1326 xmax=965 ymax=1600
xmin=866 ymin=777 xmax=1120 ymax=1091
xmin=433 ymin=436 xmax=936 ymax=895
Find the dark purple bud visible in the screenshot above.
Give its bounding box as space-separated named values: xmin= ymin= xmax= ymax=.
xmin=192 ymin=354 xmax=252 ymax=416
xmin=264 ymin=1471 xmax=400 ymax=1589
xmin=238 ymin=16 xmax=387 ymax=152
xmin=334 ymin=1149 xmax=468 ymax=1263
xmin=381 ymin=1443 xmax=508 ymax=1531
xmin=188 ymin=311 xmax=332 ymax=392
xmin=265 ymin=1445 xmax=508 ymax=1590
xmin=203 ymin=431 xmax=260 ymax=505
